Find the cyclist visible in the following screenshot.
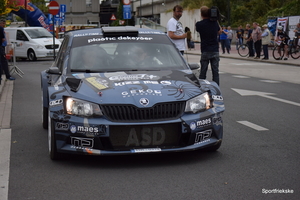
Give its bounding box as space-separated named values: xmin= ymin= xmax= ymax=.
xmin=275 ymin=26 xmax=290 ymax=60
xmin=293 ymin=23 xmax=300 ymax=49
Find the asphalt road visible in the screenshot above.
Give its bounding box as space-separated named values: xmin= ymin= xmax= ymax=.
xmin=6 ymin=57 xmax=300 ymax=200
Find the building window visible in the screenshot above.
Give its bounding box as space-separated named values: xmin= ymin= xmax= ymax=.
xmin=86 ymin=0 xmax=92 ymax=7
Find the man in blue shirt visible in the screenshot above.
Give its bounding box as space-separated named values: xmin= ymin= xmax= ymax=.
xmin=0 ymin=19 xmax=15 ymax=83
xmin=195 ymin=6 xmax=222 ymax=85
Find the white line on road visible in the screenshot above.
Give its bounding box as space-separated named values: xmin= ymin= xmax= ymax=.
xmin=229 ymin=63 xmax=274 ymax=66
xmin=232 ymin=88 xmax=300 ymax=107
xmin=232 ymin=75 xmax=250 ymax=78
xmin=237 ymin=121 xmax=269 ymax=131
xmin=260 ymin=80 xmax=281 ymax=83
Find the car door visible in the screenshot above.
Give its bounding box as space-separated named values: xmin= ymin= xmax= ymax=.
xmin=15 ymin=30 xmax=29 ymax=58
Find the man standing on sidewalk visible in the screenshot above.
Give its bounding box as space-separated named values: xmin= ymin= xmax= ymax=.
xmin=245 ymin=24 xmax=255 ymax=57
xmin=0 ymin=19 xmax=15 ymax=83
xmin=261 ymin=24 xmax=271 ymax=60
xmin=195 ymin=6 xmax=222 ymax=85
xmin=167 ymin=5 xmax=187 ymax=55
xmin=252 ymin=22 xmax=262 ymax=59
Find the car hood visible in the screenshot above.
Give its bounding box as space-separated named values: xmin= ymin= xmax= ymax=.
xmin=33 ymin=37 xmax=61 ymax=45
xmin=64 ymin=70 xmax=205 ymax=107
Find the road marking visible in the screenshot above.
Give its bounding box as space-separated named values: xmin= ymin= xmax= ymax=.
xmin=232 ymin=88 xmax=300 ymax=107
xmin=237 ymin=121 xmax=269 ymax=131
xmin=232 ymin=75 xmax=250 ymax=79
xmin=260 ymin=80 xmax=281 ymax=83
xmin=230 ymin=63 xmax=274 ymax=66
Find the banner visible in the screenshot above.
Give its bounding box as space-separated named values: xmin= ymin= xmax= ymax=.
xmin=288 ymin=16 xmax=300 ymax=39
xmin=267 ymin=18 xmax=277 ymax=36
xmin=2 ymin=0 xmax=50 ymax=30
xmin=276 ymin=17 xmax=288 ymax=31
xmin=274 ymin=17 xmax=288 ymax=44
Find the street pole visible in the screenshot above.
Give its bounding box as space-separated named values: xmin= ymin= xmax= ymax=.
xmin=25 ymin=0 xmax=27 ymax=27
xmin=140 ymin=0 xmax=142 ymax=28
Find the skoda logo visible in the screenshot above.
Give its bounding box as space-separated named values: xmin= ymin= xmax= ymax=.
xmin=140 ymin=98 xmax=149 ymax=106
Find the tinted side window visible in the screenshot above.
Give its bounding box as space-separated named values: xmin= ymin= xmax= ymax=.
xmin=16 ymin=30 xmax=28 ymax=41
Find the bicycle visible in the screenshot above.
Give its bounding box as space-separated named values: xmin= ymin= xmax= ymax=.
xmin=238 ymin=43 xmax=264 ymax=57
xmin=272 ymin=37 xmax=300 ymax=60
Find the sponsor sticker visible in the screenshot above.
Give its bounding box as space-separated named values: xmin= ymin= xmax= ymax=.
xmin=70 ymin=125 xmax=107 ymax=135
xmin=49 ymin=99 xmax=63 ymax=107
xmin=122 ymin=89 xmax=162 ymax=97
xmin=109 ymin=74 xmax=159 ymax=81
xmin=55 ymin=122 xmax=69 ymax=131
xmin=131 ymin=148 xmax=161 ymax=153
xmin=190 ymin=122 xmax=196 ymax=130
xmin=212 ymin=95 xmax=223 ymax=101
xmin=196 ymin=118 xmax=212 ymax=128
xmin=194 ymin=130 xmax=212 ymax=144
xmin=85 ymin=77 xmax=109 ymax=90
xmin=71 ymin=137 xmax=94 ymax=148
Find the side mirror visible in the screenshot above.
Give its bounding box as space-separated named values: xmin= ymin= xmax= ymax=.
xmin=188 ymin=63 xmax=200 ymax=70
xmin=47 ymin=67 xmax=61 ymax=75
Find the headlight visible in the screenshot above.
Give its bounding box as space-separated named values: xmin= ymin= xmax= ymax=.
xmin=36 ymin=45 xmax=44 ymax=49
xmin=65 ymin=97 xmax=103 ymax=117
xmin=185 ymin=92 xmax=212 ymax=113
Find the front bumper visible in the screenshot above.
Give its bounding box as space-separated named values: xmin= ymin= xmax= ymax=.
xmin=50 ymin=111 xmax=224 ymax=156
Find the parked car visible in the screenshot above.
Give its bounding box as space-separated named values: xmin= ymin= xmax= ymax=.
xmin=41 ymin=26 xmax=225 ymax=160
xmin=5 ymin=27 xmax=61 ymax=61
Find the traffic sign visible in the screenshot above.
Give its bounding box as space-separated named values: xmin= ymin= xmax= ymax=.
xmin=111 ymin=14 xmax=116 ymax=20
xmin=48 ymin=1 xmax=60 ymax=15
xmin=123 ymin=5 xmax=131 ymax=19
xmin=60 ymin=4 xmax=66 ymax=13
xmin=123 ymin=0 xmax=131 ymax=5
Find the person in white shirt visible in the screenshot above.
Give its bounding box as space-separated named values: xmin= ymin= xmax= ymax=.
xmin=261 ymin=24 xmax=271 ymax=60
xmin=167 ymin=5 xmax=187 ymax=55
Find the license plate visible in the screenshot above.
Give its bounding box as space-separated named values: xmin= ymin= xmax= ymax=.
xmin=110 ymin=124 xmax=180 ymax=149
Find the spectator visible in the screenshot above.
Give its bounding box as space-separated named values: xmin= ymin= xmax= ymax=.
xmin=227 ymin=26 xmax=233 ymax=50
xmin=252 ymin=22 xmax=262 ymax=59
xmin=0 ymin=19 xmax=15 ymax=84
xmin=261 ymin=24 xmax=271 ymax=60
xmin=195 ymin=6 xmax=222 ymax=85
xmin=167 ymin=5 xmax=187 ymax=55
xmin=220 ymin=25 xmax=230 ymax=54
xmin=245 ymin=24 xmax=255 ymax=57
xmin=293 ymin=23 xmax=300 ymax=48
xmin=185 ymin=27 xmax=192 ymax=50
xmin=236 ymin=25 xmax=244 ymax=50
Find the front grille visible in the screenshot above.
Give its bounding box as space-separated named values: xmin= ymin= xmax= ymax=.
xmin=101 ymin=102 xmax=185 ymax=122
xmin=45 ymin=44 xmax=59 ymax=49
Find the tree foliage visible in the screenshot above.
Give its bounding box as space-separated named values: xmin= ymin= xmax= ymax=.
xmin=181 ymin=0 xmax=299 ymax=28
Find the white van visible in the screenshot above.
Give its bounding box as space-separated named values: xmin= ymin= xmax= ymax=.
xmin=5 ymin=27 xmax=61 ymax=61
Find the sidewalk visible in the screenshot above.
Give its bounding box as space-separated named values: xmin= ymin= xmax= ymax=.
xmin=186 ymin=43 xmax=300 ymax=67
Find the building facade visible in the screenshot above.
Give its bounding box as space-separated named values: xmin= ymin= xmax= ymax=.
xmin=54 ymin=0 xmax=100 ymax=25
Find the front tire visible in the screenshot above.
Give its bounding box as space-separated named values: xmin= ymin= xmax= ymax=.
xmin=291 ymin=45 xmax=300 ymax=59
xmin=28 ymin=49 xmax=37 ymax=61
xmin=42 ymin=106 xmax=48 ymax=129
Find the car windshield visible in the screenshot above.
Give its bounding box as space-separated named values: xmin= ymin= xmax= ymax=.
xmin=25 ymin=28 xmax=53 ymax=39
xmin=69 ymin=35 xmax=188 ymax=72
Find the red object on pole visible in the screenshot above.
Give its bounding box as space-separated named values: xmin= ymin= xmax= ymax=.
xmin=48 ymin=1 xmax=60 ymax=15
